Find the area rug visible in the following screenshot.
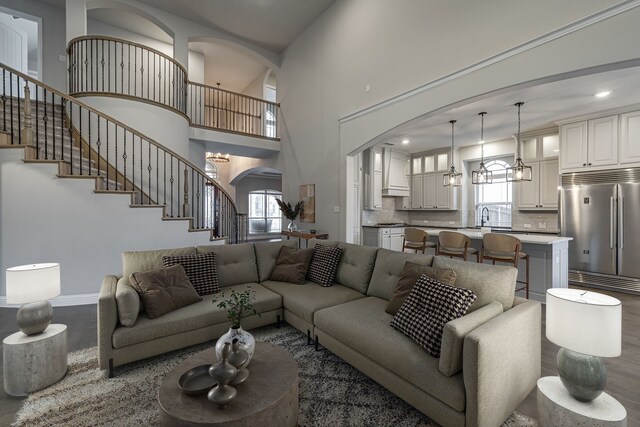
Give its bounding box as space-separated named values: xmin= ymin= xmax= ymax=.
xmin=13 ymin=325 xmax=538 ymax=426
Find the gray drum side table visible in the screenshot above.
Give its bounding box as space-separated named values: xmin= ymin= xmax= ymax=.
xmin=537 ymin=376 xmax=627 ymax=427
xmin=3 ymin=323 xmax=68 ymax=396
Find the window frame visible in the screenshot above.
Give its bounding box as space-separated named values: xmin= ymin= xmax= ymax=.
xmin=248 ymin=189 xmax=282 ymax=234
xmin=474 ymin=159 xmax=513 ymax=228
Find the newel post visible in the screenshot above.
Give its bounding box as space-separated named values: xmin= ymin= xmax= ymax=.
xmin=22 ymin=83 xmax=34 ymax=146
xmin=183 ymin=166 xmax=190 ymax=217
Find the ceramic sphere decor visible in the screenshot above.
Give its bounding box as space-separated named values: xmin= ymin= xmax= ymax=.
xmin=215 ymin=326 xmax=255 ymax=366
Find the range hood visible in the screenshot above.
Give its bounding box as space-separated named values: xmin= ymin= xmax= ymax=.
xmin=382 ymin=147 xmax=410 ymax=197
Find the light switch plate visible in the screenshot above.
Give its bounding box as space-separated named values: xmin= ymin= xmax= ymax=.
xmin=538 ymin=222 xmax=547 ymax=229
xmin=523 ymin=223 xmax=532 ymax=229
xmin=333 ymin=206 xmax=340 ymax=213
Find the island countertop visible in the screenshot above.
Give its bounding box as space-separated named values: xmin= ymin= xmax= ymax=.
xmin=420 ymin=228 xmax=572 ymax=245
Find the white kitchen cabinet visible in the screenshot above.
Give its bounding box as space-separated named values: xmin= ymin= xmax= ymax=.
xmin=395 ymin=158 xmax=412 ymax=210
xmin=559 ymin=115 xmax=617 ymax=172
xmin=422 ymin=173 xmax=437 ymax=208
xmin=409 ymin=150 xmax=456 ymax=210
xmin=382 ymin=148 xmax=410 ymax=196
xmin=390 ymin=229 xmax=405 ymax=252
xmin=560 ymin=121 xmax=587 ymax=170
xmin=619 ymin=110 xmax=640 ymax=164
xmin=411 ymin=174 xmax=423 ymax=209
xmin=362 ymin=227 xmax=404 ymax=251
xmin=363 ymin=148 xmax=383 ymax=210
xmin=515 ymin=159 xmax=558 ymax=210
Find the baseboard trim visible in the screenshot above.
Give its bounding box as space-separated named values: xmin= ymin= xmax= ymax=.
xmin=0 ymin=293 xmax=99 ymax=308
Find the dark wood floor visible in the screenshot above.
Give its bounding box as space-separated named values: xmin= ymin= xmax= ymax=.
xmin=0 ymin=286 xmax=638 ymax=426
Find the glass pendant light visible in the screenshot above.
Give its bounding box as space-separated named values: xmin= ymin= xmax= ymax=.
xmin=472 ymin=112 xmax=493 ymax=185
xmin=507 ymin=102 xmax=532 ymax=182
xmin=443 ymin=120 xmax=462 ymax=187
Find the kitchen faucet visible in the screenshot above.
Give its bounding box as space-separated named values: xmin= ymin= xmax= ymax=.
xmin=480 ymin=207 xmax=490 ymax=227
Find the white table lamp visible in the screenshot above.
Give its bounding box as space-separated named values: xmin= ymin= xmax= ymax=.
xmin=6 ymin=263 xmax=61 ymax=335
xmin=546 ymin=288 xmax=621 ymax=402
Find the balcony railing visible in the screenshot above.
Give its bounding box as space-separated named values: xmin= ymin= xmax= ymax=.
xmin=2 ymin=61 xmax=238 ymax=242
xmin=67 ymin=36 xmax=280 ymax=140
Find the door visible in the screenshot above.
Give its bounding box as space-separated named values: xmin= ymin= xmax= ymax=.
xmin=618 ymin=183 xmax=640 ymax=278
xmin=587 ymin=115 xmax=618 ymax=167
xmin=560 ymin=122 xmax=587 ymax=171
xmin=560 ymin=184 xmax=616 ymax=275
xmin=539 ymin=160 xmax=559 ymax=208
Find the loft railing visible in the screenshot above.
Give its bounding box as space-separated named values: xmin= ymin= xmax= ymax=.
xmin=67 ymin=36 xmax=188 ymax=117
xmin=187 ymin=82 xmax=279 ymax=139
xmin=1 ymin=62 xmax=238 ymax=243
xmin=66 ymin=36 xmax=279 ymax=139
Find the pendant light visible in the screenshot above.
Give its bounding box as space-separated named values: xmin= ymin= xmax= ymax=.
xmin=507 ymin=102 xmax=532 ymax=182
xmin=472 ymin=112 xmax=493 ymax=185
xmin=443 ymin=120 xmax=462 ymax=187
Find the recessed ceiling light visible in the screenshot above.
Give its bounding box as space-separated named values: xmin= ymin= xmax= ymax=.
xmin=402 ymin=139 xmax=410 ymax=144
xmin=595 ymin=91 xmax=611 ymax=98
xmin=478 ymin=140 xmax=485 ymax=145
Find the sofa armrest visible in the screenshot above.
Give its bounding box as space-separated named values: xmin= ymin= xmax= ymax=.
xmin=98 ymin=275 xmax=119 ymax=371
xmin=463 ymin=300 xmax=541 ymax=427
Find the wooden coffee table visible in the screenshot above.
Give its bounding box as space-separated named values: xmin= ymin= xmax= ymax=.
xmin=158 ymin=341 xmax=298 ymax=426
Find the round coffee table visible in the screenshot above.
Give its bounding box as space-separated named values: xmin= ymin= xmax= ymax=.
xmin=158 ymin=341 xmax=298 ymax=426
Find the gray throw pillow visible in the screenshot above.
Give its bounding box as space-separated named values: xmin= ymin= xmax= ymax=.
xmin=129 ymin=264 xmax=202 ymax=319
xmin=269 ymin=245 xmax=314 ymax=284
xmin=386 ymin=262 xmax=457 ymax=315
xmin=307 ymin=244 xmax=343 ymax=287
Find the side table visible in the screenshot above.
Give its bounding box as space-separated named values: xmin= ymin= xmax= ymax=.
xmin=537 ymin=376 xmax=627 ymax=427
xmin=3 ymin=323 xmax=68 ymax=396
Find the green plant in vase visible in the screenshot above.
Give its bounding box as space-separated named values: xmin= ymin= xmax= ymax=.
xmin=275 ymin=198 xmax=303 ymax=231
xmin=214 ymin=288 xmax=259 ymax=364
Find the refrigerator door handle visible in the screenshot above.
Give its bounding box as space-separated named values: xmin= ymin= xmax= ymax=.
xmin=610 ymin=197 xmax=615 ymax=249
xmin=619 ymin=196 xmax=624 ymax=249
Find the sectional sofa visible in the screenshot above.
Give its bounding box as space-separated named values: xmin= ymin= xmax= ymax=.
xmin=98 ymin=239 xmax=541 ymax=427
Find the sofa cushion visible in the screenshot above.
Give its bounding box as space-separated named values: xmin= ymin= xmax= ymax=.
xmin=197 ymin=243 xmax=259 ymax=287
xmin=439 ymin=301 xmax=503 ymax=377
xmin=129 ymin=264 xmax=202 ymax=319
xmin=115 ymin=277 xmax=141 ymax=327
xmin=261 ymin=280 xmax=364 ymax=323
xmin=334 ymin=242 xmax=378 ymax=294
xmin=307 ymin=245 xmax=343 ymax=287
xmin=432 ymin=256 xmax=517 ymax=312
xmin=390 ymin=275 xmax=476 ymax=358
xmin=386 ymin=262 xmax=457 ymax=315
xmin=162 ymin=252 xmax=219 ymax=295
xmin=309 ymin=238 xmax=339 ymax=248
xmin=254 ymin=240 xmax=298 ymax=282
xmin=269 ymin=246 xmax=314 ymax=284
xmin=314 ymin=297 xmax=466 ymax=412
xmin=367 ymin=249 xmax=434 ymax=300
xmin=122 ymin=246 xmax=196 ymax=278
xmin=112 ymin=283 xmax=281 ymax=349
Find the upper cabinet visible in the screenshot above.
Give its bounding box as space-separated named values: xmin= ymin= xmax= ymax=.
xmin=619 ymin=110 xmax=640 ymax=165
xmin=409 ymin=150 xmax=457 ymax=210
xmin=382 ymin=148 xmax=410 ymax=197
xmin=363 ymin=147 xmax=383 ymax=210
xmin=515 ymin=129 xmax=559 ymax=211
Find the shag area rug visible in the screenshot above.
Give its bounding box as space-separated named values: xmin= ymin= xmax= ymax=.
xmin=13 ymin=325 xmax=538 ymax=426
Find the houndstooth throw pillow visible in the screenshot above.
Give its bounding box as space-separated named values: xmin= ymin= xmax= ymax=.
xmin=307 ymin=244 xmax=343 ymax=287
xmin=390 ymin=274 xmax=477 ymax=358
xmin=162 ymin=252 xmax=220 ymax=296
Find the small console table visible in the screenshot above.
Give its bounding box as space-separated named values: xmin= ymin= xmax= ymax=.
xmin=281 ymin=230 xmax=328 ymax=248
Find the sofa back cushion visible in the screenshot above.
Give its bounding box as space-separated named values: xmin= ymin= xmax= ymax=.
xmin=254 ymin=240 xmax=298 ymax=282
xmin=334 ymin=242 xmax=378 ymax=294
xmin=309 ymin=238 xmax=339 ymax=248
xmin=432 ymin=256 xmax=517 ymax=312
xmin=197 ymin=243 xmax=258 ymax=286
xmin=122 ymin=246 xmax=197 ymax=278
xmin=367 ymin=249 xmax=433 ymax=300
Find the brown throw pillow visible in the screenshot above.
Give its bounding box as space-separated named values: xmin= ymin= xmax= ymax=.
xmin=386 ymin=262 xmax=457 ymax=315
xmin=269 ymin=245 xmax=314 ymax=284
xmin=129 ymin=264 xmax=202 ymax=319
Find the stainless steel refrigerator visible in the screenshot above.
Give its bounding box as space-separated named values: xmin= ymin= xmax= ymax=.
xmin=560 ymin=169 xmax=640 ymax=294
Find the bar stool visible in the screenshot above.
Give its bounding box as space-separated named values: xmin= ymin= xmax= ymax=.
xmin=436 ymin=231 xmax=479 ymax=262
xmin=480 ymin=233 xmax=530 ymax=299
xmin=402 ymin=228 xmax=436 ymax=254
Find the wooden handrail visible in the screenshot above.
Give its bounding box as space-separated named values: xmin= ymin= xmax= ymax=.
xmin=188 ymin=80 xmax=279 ymax=108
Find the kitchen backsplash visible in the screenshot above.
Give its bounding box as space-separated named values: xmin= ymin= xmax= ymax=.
xmin=361 ymin=197 xmax=410 ymax=225
xmin=465 ymin=209 xmax=558 ymax=232
xmin=408 ymin=210 xmax=464 ymax=227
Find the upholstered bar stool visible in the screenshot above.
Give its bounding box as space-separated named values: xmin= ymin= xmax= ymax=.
xmin=436 ymin=231 xmax=479 ymax=262
xmin=402 ymin=228 xmax=436 ymax=254
xmin=480 ymin=233 xmax=530 ymax=298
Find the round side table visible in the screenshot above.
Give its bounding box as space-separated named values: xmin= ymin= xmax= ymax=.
xmin=3 ymin=324 xmax=68 ymax=396
xmin=537 ymin=376 xmax=627 ymax=427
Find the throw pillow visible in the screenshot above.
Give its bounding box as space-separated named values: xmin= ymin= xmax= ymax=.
xmin=269 ymin=245 xmax=314 ymax=284
xmin=129 ymin=264 xmax=202 ymax=319
xmin=385 ymin=262 xmax=457 ymax=315
xmin=307 ymin=244 xmax=343 ymax=287
xmin=162 ymin=252 xmax=219 ymax=296
xmin=390 ymin=274 xmax=476 ymax=358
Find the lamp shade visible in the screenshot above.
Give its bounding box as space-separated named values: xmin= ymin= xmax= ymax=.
xmin=6 ymin=263 xmax=60 ymax=304
xmin=546 ymin=288 xmax=621 ymax=358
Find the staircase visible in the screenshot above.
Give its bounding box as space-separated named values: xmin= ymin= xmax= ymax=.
xmin=1 ymin=63 xmax=238 ymax=243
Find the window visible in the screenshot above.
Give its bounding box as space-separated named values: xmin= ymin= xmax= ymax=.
xmin=248 ymin=190 xmax=282 ymax=234
xmin=264 ymin=85 xmax=277 ymax=138
xmin=475 ymin=159 xmax=512 ymax=227
xmin=205 ymin=157 xmax=218 ymax=180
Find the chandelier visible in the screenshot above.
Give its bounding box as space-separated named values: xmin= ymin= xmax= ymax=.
xmin=506 ymin=102 xmax=532 ymax=182
xmin=443 ymin=120 xmax=462 ymax=187
xmin=472 ymin=112 xmax=493 ymax=185
xmin=207 ymin=152 xmax=230 ymax=163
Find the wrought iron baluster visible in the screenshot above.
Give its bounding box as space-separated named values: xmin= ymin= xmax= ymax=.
xmin=42 ymin=88 xmax=48 ymax=159
xmin=67 ymin=98 xmax=72 ymax=171
xmin=148 ymin=139 xmax=152 ymax=205
xmin=177 ymin=159 xmax=181 ymax=217
xmin=120 ymin=41 xmax=124 ymax=94
xmin=96 ymin=118 xmax=101 ymax=176
xmin=78 ymin=105 xmax=82 ymax=175
xmin=122 ymin=128 xmax=127 ymax=191
xmin=169 ymin=154 xmax=174 ymax=217
xmin=114 ymin=124 xmax=118 ymax=187
xmin=106 ymin=120 xmax=109 ymax=188
xmin=51 ymin=91 xmax=55 ymax=159
xmin=87 ymin=109 xmax=91 ymax=175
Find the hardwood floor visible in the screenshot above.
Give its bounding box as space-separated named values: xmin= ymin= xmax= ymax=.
xmin=0 ymin=286 xmax=638 ymax=426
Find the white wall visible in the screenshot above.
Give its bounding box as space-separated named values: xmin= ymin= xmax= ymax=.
xmin=241 ymin=69 xmax=268 ymax=99
xmin=277 ymin=0 xmax=640 ymax=241
xmin=0 ymin=149 xmax=218 ymax=299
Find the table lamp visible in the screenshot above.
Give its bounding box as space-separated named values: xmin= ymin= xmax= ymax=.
xmin=6 ymin=263 xmax=61 ymax=335
xmin=545 ymin=288 xmax=621 ymax=402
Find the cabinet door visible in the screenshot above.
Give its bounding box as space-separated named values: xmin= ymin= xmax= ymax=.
xmin=381 ymin=234 xmax=392 ymax=250
xmin=588 ymin=115 xmax=618 ymax=167
xmin=435 ymin=172 xmax=451 ymax=209
xmin=423 ymin=173 xmax=437 ymax=209
xmin=619 ymin=111 xmax=640 ymax=165
xmin=372 ymin=171 xmax=382 ymax=210
xmin=539 ymin=159 xmax=559 ymax=209
xmin=390 ymin=234 xmax=404 ymax=252
xmin=411 ymin=174 xmax=423 ymax=209
xmin=516 ymin=162 xmax=540 ymax=209
xmin=436 ymin=153 xmax=449 ymax=172
xmin=372 ymin=148 xmax=383 ymax=173
xmin=560 ymin=121 xmax=588 ymax=171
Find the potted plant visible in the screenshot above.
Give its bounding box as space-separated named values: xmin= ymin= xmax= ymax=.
xmin=213 ymin=288 xmax=259 ymax=365
xmin=275 ymin=198 xmax=303 ymax=231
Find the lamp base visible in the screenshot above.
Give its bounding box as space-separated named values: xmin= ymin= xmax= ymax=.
xmin=557 ymin=347 xmax=607 ymax=402
xmin=16 ymin=300 xmax=53 ymax=335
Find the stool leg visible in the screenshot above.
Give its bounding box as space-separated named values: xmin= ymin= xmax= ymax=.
xmin=525 ymin=255 xmax=530 ymax=299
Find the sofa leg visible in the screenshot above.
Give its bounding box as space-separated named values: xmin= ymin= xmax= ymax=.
xmin=307 ymin=330 xmax=311 ymax=345
xmin=276 ymin=314 xmax=281 ymax=329
xmin=108 ymin=359 xmax=114 ymax=379
xmin=315 ymin=337 xmax=319 ymax=351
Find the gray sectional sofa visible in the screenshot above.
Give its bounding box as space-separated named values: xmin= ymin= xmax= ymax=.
xmin=98 ymin=239 xmax=541 ymax=427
